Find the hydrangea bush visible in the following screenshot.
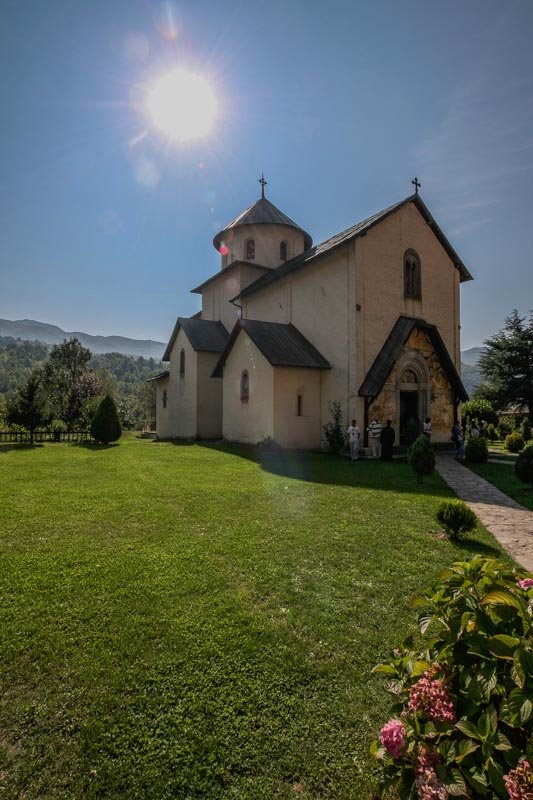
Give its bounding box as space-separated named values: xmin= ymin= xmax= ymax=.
xmin=371 ymin=557 xmax=533 ymax=798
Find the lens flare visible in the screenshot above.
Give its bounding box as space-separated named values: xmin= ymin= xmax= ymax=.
xmin=147 ymin=69 xmax=216 ymax=142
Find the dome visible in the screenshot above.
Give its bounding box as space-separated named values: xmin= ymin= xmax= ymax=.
xmin=213 ymin=196 xmax=313 ymax=253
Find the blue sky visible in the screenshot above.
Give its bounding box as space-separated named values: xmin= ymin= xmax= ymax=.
xmin=1 ymin=0 xmax=532 ymax=349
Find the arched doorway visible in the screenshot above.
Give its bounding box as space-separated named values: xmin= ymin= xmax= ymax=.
xmin=396 ymin=354 xmax=430 ymax=445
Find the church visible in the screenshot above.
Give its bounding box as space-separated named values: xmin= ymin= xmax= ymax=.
xmin=149 ymin=178 xmax=471 ymax=449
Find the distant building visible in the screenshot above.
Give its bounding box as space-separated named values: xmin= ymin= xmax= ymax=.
xmin=148 ymin=182 xmax=471 ymax=447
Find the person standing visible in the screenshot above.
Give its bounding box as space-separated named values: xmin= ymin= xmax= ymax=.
xmin=423 ymin=417 xmax=432 ymax=439
xmin=367 ymin=417 xmax=382 ymax=459
xmin=347 ymin=419 xmax=361 ymax=460
xmin=452 ymin=420 xmax=464 ymax=460
xmin=380 ymin=420 xmax=395 ymax=460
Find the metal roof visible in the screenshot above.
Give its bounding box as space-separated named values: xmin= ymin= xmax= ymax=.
xmin=162 ymin=317 xmax=229 ymax=361
xmin=145 ymin=369 xmax=170 ymax=383
xmin=233 ymin=193 xmax=473 ymax=302
xmin=213 ymin=197 xmax=313 ymax=252
xmin=358 ymin=315 xmax=469 ymax=402
xmin=212 ymin=319 xmax=331 ymax=377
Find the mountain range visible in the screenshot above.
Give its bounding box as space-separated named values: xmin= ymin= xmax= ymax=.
xmin=0 ymin=319 xmax=166 ymax=359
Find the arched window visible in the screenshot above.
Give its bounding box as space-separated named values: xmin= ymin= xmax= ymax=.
xmin=179 ymin=348 xmax=185 ymax=377
xmin=297 ymin=394 xmax=303 ymax=416
xmin=280 ymin=241 xmax=288 ymax=262
xmin=246 ymin=239 xmax=255 ymax=260
xmin=404 ymin=250 xmax=421 ymax=299
xmin=240 ymin=370 xmax=249 ymax=403
xmin=162 ymin=389 xmax=168 ymax=409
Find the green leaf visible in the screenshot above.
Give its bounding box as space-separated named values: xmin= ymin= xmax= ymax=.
xmin=411 ymin=660 xmax=431 ymax=677
xmin=456 ymin=739 xmax=479 ymax=763
xmin=500 ymin=688 xmax=533 ymax=727
xmin=445 ymin=767 xmax=468 ymax=796
xmin=419 ymin=614 xmax=433 ymax=634
xmin=518 ymin=645 xmax=533 ymax=678
xmin=465 ymin=767 xmax=488 ymax=795
xmin=481 ymin=589 xmax=522 ymax=610
xmin=486 ymin=758 xmax=507 ymax=799
xmin=477 ymin=665 xmax=497 ymax=702
xmin=477 ymin=707 xmax=497 ymax=741
xmin=455 ymin=719 xmax=482 ymax=740
xmin=372 ymin=664 xmax=397 ymax=676
xmin=487 ymin=634 xmax=520 ymax=659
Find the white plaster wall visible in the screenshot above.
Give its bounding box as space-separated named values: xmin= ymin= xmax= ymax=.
xmin=196 ymin=352 xmax=223 ymax=439
xmin=200 ymin=263 xmax=269 ymax=331
xmin=273 ymin=368 xmax=322 ymax=449
xmin=154 ymin=375 xmax=172 ymax=439
xmin=222 ymin=332 xmax=274 ymax=443
xmin=167 ymin=328 xmax=198 ymax=438
xmin=221 ymin=223 xmax=306 ymax=269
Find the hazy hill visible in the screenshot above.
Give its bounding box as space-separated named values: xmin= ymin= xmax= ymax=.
xmin=461 ymin=346 xmax=486 ymax=366
xmin=0 ymin=318 xmax=166 ymax=359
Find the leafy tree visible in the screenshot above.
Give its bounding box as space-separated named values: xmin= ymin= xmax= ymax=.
xmin=42 ymin=338 xmax=102 ymax=425
xmin=6 ymin=370 xmax=49 ymax=444
xmin=90 ymin=394 xmax=122 ymax=444
xmin=460 ymin=399 xmax=498 ymax=427
xmin=322 ymin=401 xmax=346 ymax=454
xmin=521 ymin=417 xmax=532 ymax=443
xmin=407 ymin=434 xmax=435 ymax=483
xmin=478 ymin=309 xmax=533 ymax=421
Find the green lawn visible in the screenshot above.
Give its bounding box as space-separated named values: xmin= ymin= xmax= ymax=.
xmin=467 ymin=461 xmax=533 ymax=511
xmin=0 ymin=436 xmax=508 ymax=799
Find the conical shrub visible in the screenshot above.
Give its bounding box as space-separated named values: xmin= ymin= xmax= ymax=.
xmin=90 ymin=394 xmax=122 ymax=444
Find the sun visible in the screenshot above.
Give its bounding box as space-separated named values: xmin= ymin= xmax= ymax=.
xmin=146 ymin=69 xmax=216 ymax=142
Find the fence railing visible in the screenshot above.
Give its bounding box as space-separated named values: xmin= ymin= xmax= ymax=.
xmin=0 ymin=430 xmax=93 ymax=444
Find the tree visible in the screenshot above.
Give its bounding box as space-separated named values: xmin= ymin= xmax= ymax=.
xmin=91 ymin=395 xmax=122 ymax=444
xmin=322 ymin=401 xmax=346 ymax=454
xmin=6 ymin=370 xmax=49 ymax=444
xmin=460 ymin=398 xmax=498 ymax=427
xmin=42 ymin=338 xmax=102 ymax=425
xmin=478 ymin=309 xmax=533 ymax=422
xmin=407 ymin=434 xmax=435 ymax=483
xmin=515 ymin=445 xmax=533 ymax=490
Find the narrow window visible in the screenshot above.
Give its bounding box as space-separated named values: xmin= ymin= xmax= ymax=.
xmin=297 ymin=394 xmax=303 ymax=416
xmin=246 ymin=239 xmax=255 ymax=260
xmin=280 ymin=241 xmax=288 ymax=261
xmin=240 ymin=370 xmax=249 ymax=403
xmin=179 ymin=348 xmax=185 ymax=377
xmin=162 ymin=389 xmax=168 ymax=409
xmin=404 ymin=250 xmax=421 ymax=299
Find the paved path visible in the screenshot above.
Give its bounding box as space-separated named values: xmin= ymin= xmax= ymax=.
xmin=435 ymin=454 xmax=533 ymax=571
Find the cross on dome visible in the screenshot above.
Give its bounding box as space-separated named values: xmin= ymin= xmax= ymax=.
xmin=258 ymin=173 xmax=268 ymax=198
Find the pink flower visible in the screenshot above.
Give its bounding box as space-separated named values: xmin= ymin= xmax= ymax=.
xmin=408 ymin=666 xmax=455 ymax=723
xmin=379 ymin=718 xmax=406 ymax=759
xmin=517 ymin=578 xmax=533 ymax=591
xmin=415 ymin=747 xmax=448 ymax=800
xmin=504 ymin=760 xmax=533 ymax=800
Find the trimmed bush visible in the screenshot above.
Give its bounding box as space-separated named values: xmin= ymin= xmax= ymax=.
xmin=498 ymin=418 xmax=512 ymax=439
xmin=461 ymin=399 xmax=498 ymax=427
xmin=90 ymin=394 xmax=122 ymax=444
xmin=464 ymin=436 xmax=489 ymax=463
xmin=487 ymin=423 xmax=498 ymax=441
xmin=515 ymin=444 xmax=533 ymax=489
xmin=521 ymin=417 xmax=532 ymax=443
xmin=435 ymin=499 xmax=477 ymax=540
xmin=505 ymin=431 xmax=525 ymax=454
xmin=407 ymin=434 xmax=435 ymax=484
xmin=371 ymin=557 xmax=533 ymax=799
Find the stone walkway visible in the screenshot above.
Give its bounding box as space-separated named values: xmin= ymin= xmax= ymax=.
xmin=435 ymin=454 xmax=533 ymax=571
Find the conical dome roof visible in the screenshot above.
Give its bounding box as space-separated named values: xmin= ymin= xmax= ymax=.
xmin=213 ymin=196 xmax=312 ymax=252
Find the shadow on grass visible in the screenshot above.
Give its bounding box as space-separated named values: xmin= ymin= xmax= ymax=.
xmin=149 ymin=439 xmax=452 ymax=497
xmin=0 ymin=443 xmax=44 ymax=453
xmin=454 ymin=536 xmax=502 ymax=558
xmin=72 ymin=442 xmax=119 ymax=451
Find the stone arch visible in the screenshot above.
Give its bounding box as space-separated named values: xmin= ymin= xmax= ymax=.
xmin=396 ymin=351 xmax=430 ymax=442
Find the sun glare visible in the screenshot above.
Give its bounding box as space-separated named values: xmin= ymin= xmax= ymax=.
xmin=147 ymin=69 xmax=216 ymax=142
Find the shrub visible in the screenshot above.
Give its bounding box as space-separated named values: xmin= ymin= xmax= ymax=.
xmin=322 ymin=401 xmax=345 ymax=454
xmin=461 ymin=399 xmax=498 ymax=427
xmin=407 ymin=435 xmax=435 ymax=483
xmin=435 ymin=499 xmax=477 ymax=540
xmin=464 ymin=436 xmax=489 ymax=463
xmin=90 ymin=394 xmax=122 ymax=444
xmin=371 ymin=557 xmax=533 ymax=799
xmin=498 ymin=418 xmax=513 ymax=439
xmin=403 ymin=417 xmax=419 ymax=447
xmin=506 ymin=431 xmax=525 ymax=454
xmin=521 ymin=417 xmax=532 ymax=443
xmin=487 ymin=423 xmax=498 ymax=441
xmin=515 ymin=445 xmax=533 ymax=489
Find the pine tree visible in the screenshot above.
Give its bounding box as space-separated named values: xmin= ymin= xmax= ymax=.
xmin=407 ymin=434 xmax=435 ymax=484
xmin=6 ymin=370 xmax=49 ymax=444
xmin=90 ymin=394 xmax=122 ymax=444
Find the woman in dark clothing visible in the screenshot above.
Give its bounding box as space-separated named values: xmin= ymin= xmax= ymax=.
xmin=380 ymin=419 xmax=395 ymax=460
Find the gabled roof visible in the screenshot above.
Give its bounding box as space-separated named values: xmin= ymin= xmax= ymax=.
xmin=162 ymin=317 xmax=229 ymax=361
xmin=212 ymin=319 xmax=331 ymax=377
xmin=233 ymin=193 xmax=473 ymax=302
xmin=358 ymin=315 xmax=468 ymax=402
xmin=190 ymin=260 xmax=268 ymax=295
xmin=145 ymin=369 xmax=170 ymax=383
xmin=213 ymin=197 xmax=313 ymax=251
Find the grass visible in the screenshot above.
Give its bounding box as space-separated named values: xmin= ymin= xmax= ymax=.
xmin=0 ymin=435 xmax=509 ymax=799
xmin=467 ymin=461 xmax=533 ymax=511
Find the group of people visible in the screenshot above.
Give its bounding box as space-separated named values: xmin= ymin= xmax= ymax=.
xmin=450 ymin=418 xmax=488 ymax=460
xmin=347 ymin=417 xmax=396 ymax=461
